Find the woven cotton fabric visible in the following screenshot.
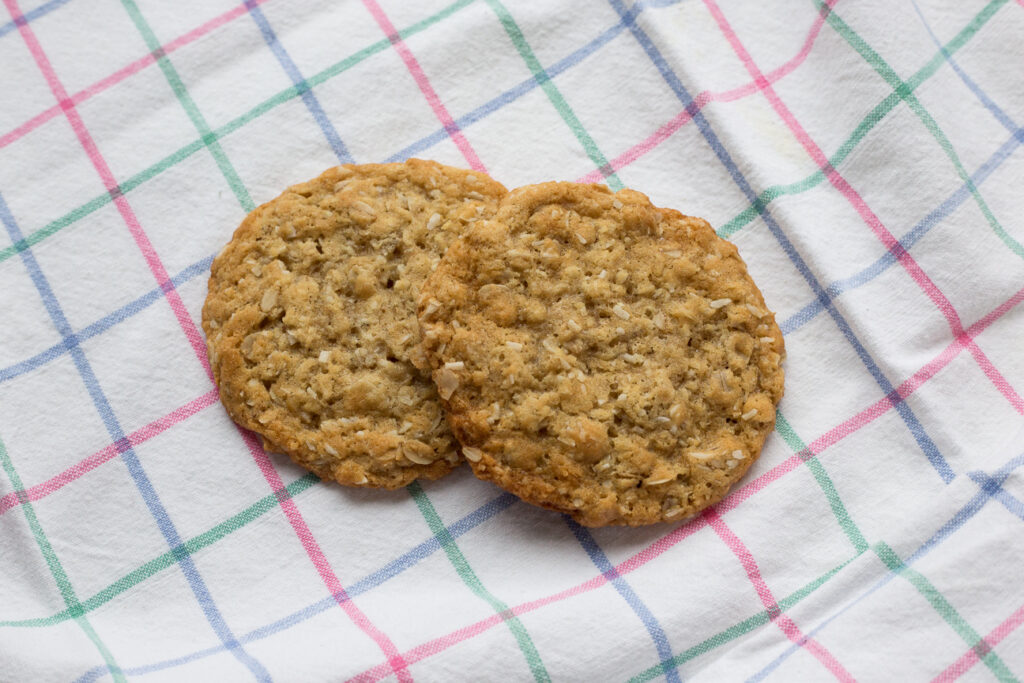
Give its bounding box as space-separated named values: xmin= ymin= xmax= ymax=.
xmin=1 ymin=0 xmax=1023 ymax=680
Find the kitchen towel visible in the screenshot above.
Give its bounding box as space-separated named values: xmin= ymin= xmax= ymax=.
xmin=1 ymin=0 xmax=1022 ymax=680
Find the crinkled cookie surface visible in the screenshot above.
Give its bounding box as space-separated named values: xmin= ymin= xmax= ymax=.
xmin=203 ymin=160 xmax=506 ymax=488
xmin=418 ymin=182 xmax=784 ymax=525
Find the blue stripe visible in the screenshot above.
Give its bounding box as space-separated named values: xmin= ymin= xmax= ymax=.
xmin=780 ymin=130 xmax=1022 ymax=335
xmin=606 ymin=0 xmax=951 ymax=485
xmin=386 ymin=0 xmax=658 ymax=163
xmin=968 ymin=471 xmax=1024 ymax=521
xmin=8 ymin=2 xmax=1005 ymax=679
xmin=75 ymin=491 xmax=520 ymax=681
xmin=1 ymin=4 xmax=653 ymax=384
xmin=0 ymin=0 xmax=74 ymax=40
xmin=3 ymin=0 xmax=1008 ymax=414
xmin=749 ymin=453 xmax=1024 ymax=682
xmin=1 ymin=0 xmax=953 ymax=488
xmin=567 ymin=520 xmax=680 ymax=683
xmin=6 ymin=90 xmax=1016 ymax=397
xmin=0 ymin=255 xmax=212 ymax=383
xmin=73 ymin=670 xmax=101 ymax=683
xmin=911 ymin=0 xmax=1019 ymax=135
xmin=244 ymin=1 xmax=354 ymax=164
xmin=241 ymin=492 xmax=518 ymax=643
xmin=0 ymin=193 xmax=270 ymax=682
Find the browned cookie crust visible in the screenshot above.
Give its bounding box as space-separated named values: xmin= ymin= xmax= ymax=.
xmin=417 ymin=182 xmax=784 ymax=524
xmin=203 ymin=160 xmax=506 ymax=488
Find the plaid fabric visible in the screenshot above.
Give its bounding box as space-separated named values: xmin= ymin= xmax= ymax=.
xmin=1 ymin=0 xmax=1022 ymax=680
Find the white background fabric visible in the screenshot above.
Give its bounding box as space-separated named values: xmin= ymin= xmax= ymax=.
xmin=0 ymin=0 xmax=1022 ymax=680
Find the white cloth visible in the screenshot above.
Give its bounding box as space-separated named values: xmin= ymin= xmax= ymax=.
xmin=1 ymin=0 xmax=1022 ymax=680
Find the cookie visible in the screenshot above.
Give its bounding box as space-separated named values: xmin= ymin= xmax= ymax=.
xmin=417 ymin=182 xmax=784 ymax=525
xmin=202 ymin=160 xmax=506 ymax=488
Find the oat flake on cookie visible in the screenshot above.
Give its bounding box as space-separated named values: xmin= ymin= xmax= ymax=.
xmin=203 ymin=160 xmax=506 ymax=489
xmin=418 ymin=181 xmax=784 ymax=525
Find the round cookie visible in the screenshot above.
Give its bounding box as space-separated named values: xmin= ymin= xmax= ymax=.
xmin=203 ymin=160 xmax=506 ymax=489
xmin=417 ymin=182 xmax=784 ymax=525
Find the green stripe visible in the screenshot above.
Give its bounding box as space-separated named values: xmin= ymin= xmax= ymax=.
xmin=874 ymin=542 xmax=1017 ymax=681
xmin=484 ymin=0 xmax=623 ymax=190
xmin=408 ymin=482 xmax=551 ymax=683
xmin=120 ymin=0 xmax=255 ymax=212
xmin=0 ymin=192 xmax=113 ymax=263
xmin=717 ymin=0 xmax=1002 ymax=239
xmin=0 ymin=0 xmax=475 ymax=267
xmin=776 ymin=411 xmax=869 ymax=553
xmin=0 ymin=437 xmax=126 ymax=681
xmin=1 ymin=0 xmax=993 ymax=265
xmin=624 ymin=534 xmax=1011 ymax=683
xmin=627 ymin=553 xmax=857 ymax=683
xmin=797 ymin=9 xmax=1021 ymax=671
xmin=621 ymin=408 xmax=872 ymax=681
xmin=0 ymin=473 xmax=319 ymax=628
xmin=819 ymin=0 xmax=1022 ymax=258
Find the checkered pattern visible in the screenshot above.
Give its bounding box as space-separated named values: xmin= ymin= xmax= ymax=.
xmin=1 ymin=0 xmax=1022 ymax=679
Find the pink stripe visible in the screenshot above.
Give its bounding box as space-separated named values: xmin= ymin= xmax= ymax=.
xmin=965 ymin=286 xmax=1024 ymax=337
xmin=351 ymin=574 xmax=612 ymax=682
xmin=350 ymin=613 xmax=507 ymax=683
xmin=6 ymin=0 xmax=212 ymax=380
xmin=577 ymin=106 xmax=696 ymax=184
xmin=7 ymin=3 xmax=409 ymax=676
xmin=360 ymin=0 xmax=486 ymax=173
xmin=703 ymin=0 xmax=1023 ymax=414
xmin=777 ymin=286 xmax=1024 ymax=471
xmin=347 ymin=285 xmax=1024 ymax=681
xmin=236 ymin=430 xmax=414 ymax=683
xmin=965 ymin=344 xmax=1023 ymax=413
xmin=954 ymin=286 xmax=1024 ymax=412
xmin=932 ymin=603 xmax=1024 ymax=681
xmin=0 ymin=389 xmax=219 ymax=516
xmin=577 ymin=0 xmax=834 ymax=183
xmin=0 ymin=100 xmax=62 ymax=150
xmin=0 ymin=0 xmax=269 ymax=151
xmin=6 ymin=3 xmax=1015 ymax=675
xmin=705 ymin=509 xmax=856 ymax=682
xmin=127 ymin=390 xmax=220 ymax=442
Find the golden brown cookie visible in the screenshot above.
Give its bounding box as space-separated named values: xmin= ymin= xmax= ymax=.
xmin=417 ymin=182 xmax=784 ymax=525
xmin=203 ymin=160 xmax=506 ymax=488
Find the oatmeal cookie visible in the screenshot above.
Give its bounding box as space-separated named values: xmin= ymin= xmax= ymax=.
xmin=417 ymin=182 xmax=784 ymax=524
xmin=203 ymin=160 xmax=506 ymax=488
